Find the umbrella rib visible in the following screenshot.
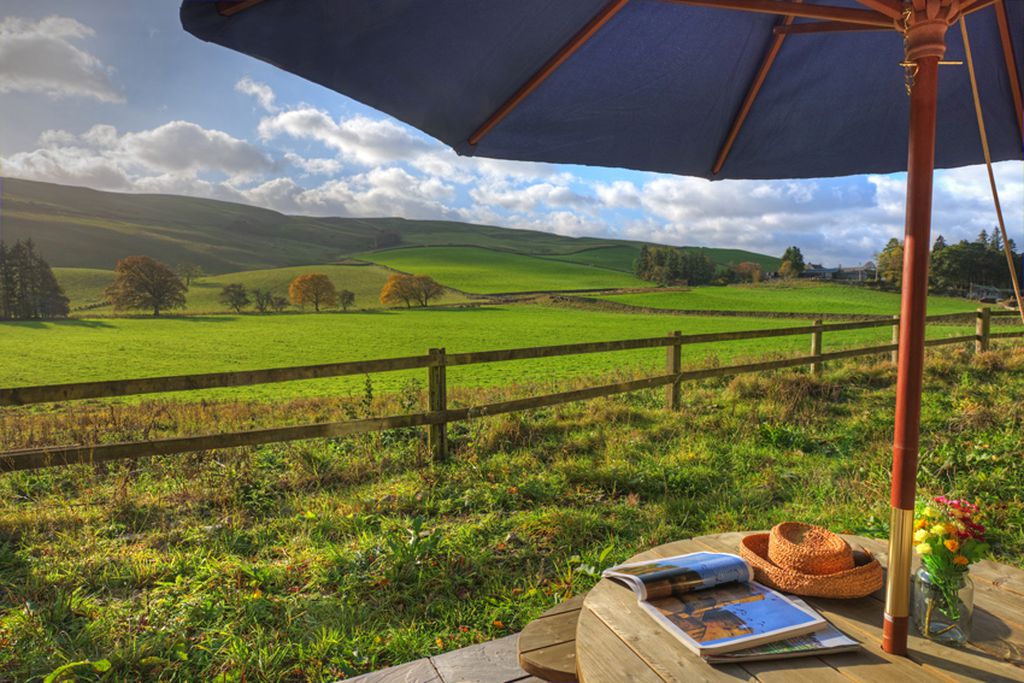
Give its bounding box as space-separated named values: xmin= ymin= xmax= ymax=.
xmin=216 ymin=0 xmax=265 ymax=16
xmin=712 ymin=12 xmax=796 ymax=175
xmin=852 ymin=0 xmax=903 ymax=19
xmin=773 ymin=20 xmax=892 ymax=34
xmin=660 ymin=0 xmax=893 ymax=27
xmin=992 ymin=0 xmax=1024 ymax=139
xmin=467 ymin=0 xmax=630 ymax=146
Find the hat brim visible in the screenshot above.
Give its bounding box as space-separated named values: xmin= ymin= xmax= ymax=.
xmin=739 ymin=533 xmax=883 ymax=599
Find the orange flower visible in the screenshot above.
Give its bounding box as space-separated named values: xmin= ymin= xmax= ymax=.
xmin=914 ymin=519 xmax=928 ymax=531
xmin=944 ymin=539 xmax=959 ymax=553
xmin=953 ymin=555 xmax=969 ymax=566
xmin=945 ymin=523 xmax=958 ymax=536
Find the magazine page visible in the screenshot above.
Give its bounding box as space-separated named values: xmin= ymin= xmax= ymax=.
xmin=603 ymin=552 xmax=753 ymax=600
xmin=640 ymin=580 xmax=826 ymax=655
xmin=704 ymin=599 xmax=860 ymax=663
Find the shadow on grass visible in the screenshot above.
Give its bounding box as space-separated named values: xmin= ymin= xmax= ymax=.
xmin=1 ymin=319 xmax=116 ymax=329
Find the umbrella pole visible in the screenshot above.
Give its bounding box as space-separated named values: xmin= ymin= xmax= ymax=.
xmin=882 ymin=12 xmax=947 ymax=656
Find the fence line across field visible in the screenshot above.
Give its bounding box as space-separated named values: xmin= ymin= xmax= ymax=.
xmin=1 ymin=307 xmax=1020 ymax=472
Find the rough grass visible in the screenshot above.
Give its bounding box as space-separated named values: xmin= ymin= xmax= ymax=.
xmin=0 ymin=305 xmax=977 ymax=401
xmin=1 ymin=346 xmax=1022 ymax=681
xmin=361 ymin=246 xmax=650 ymax=293
xmin=599 ymin=280 xmax=982 ymax=316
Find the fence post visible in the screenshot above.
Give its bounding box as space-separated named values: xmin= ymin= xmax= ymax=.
xmin=428 ymin=347 xmax=448 ymax=461
xmin=810 ymin=319 xmax=823 ymax=375
xmin=891 ymin=315 xmax=900 ymax=365
xmin=975 ymin=307 xmax=991 ymax=353
xmin=665 ymin=330 xmax=682 ymax=410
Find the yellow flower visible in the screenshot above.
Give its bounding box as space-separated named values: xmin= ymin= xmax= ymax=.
xmin=930 ymin=524 xmax=947 ymax=537
xmin=914 ymin=518 xmax=928 ymax=531
xmin=915 ymin=542 xmax=933 ymax=555
xmin=923 ymin=506 xmax=939 ymax=518
xmin=944 ymin=539 xmax=960 ymax=552
xmin=913 ymin=529 xmax=930 ymax=543
xmin=953 ymin=555 xmax=969 ymax=566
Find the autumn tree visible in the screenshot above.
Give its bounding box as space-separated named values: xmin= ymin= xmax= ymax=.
xmin=176 ymin=263 xmax=205 ymax=288
xmin=338 ymin=289 xmax=355 ymax=311
xmin=380 ymin=273 xmax=417 ymax=308
xmin=876 ymin=238 xmax=904 ymax=286
xmin=779 ymin=260 xmax=799 ymax=280
xmin=105 ymin=256 xmax=186 ymax=316
xmin=219 ymin=283 xmax=250 ymax=312
xmin=733 ymin=261 xmax=763 ymax=283
xmin=289 ymin=273 xmax=337 ymax=311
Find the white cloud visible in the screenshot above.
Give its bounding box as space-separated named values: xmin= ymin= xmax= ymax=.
xmin=235 ymin=76 xmax=278 ymax=113
xmin=0 ymin=16 xmax=122 ymax=102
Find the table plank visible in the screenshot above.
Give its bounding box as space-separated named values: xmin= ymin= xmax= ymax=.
xmin=576 ymin=607 xmax=665 ymax=683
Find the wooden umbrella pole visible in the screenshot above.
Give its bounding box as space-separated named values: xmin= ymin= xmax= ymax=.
xmin=882 ymin=6 xmax=948 ymax=656
xmin=959 ymin=16 xmax=1024 ymax=324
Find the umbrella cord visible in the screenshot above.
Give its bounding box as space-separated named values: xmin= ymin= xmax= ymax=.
xmin=960 ymin=15 xmax=1024 ymax=323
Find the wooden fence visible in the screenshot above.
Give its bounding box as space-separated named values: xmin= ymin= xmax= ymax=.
xmin=1 ymin=308 xmax=1020 ymax=473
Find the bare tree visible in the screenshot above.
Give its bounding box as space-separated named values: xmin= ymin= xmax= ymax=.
xmin=219 ymin=284 xmax=250 ymax=313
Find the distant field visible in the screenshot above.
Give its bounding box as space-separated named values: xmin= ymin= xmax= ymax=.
xmin=363 ymin=246 xmax=650 ymax=293
xmin=55 ymin=263 xmax=467 ymax=313
xmin=599 ymin=281 xmax=980 ymax=316
xmin=0 ymin=304 xmax=976 ymax=402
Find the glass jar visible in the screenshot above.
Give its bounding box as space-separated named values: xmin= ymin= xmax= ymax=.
xmin=911 ymin=566 xmax=974 ymax=646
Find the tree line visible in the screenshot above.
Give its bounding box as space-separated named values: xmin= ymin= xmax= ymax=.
xmin=876 ymin=230 xmax=1021 ymax=292
xmin=0 ymin=240 xmax=69 ymax=320
xmin=633 ymin=244 xmax=806 ymax=285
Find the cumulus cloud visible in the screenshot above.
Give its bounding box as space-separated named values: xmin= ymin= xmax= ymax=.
xmin=0 ymin=16 xmax=123 ymax=102
xmin=235 ymin=76 xmax=278 ymax=113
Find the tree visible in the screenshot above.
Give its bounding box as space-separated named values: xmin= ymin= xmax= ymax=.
xmin=252 ymin=288 xmax=275 ymax=313
xmin=288 ymin=273 xmax=337 ymax=311
xmin=633 ymin=245 xmax=653 ymax=280
xmin=411 ymin=275 xmax=445 ymax=306
xmin=270 ymin=295 xmax=289 ymax=312
xmin=780 ymin=246 xmax=805 ymax=276
xmin=380 ymin=273 xmax=418 ymax=308
xmin=338 ymin=289 xmax=356 ymax=311
xmin=932 ymin=235 xmax=946 ymax=252
xmin=876 ymin=238 xmax=904 ymax=286
xmin=176 ymin=264 xmax=205 ymax=288
xmin=219 ymin=283 xmax=250 ymax=313
xmin=0 ymin=240 xmax=69 ymax=320
xmin=779 ymin=260 xmax=799 ymax=280
xmin=734 ymin=261 xmax=763 ymax=283
xmin=105 ymin=256 xmax=186 ymax=316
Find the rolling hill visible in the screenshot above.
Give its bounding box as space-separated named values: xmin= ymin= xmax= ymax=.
xmin=2 ymin=177 xmax=780 ymax=274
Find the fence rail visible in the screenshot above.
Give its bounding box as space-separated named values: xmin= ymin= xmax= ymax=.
xmin=1 ymin=307 xmax=1021 ymax=473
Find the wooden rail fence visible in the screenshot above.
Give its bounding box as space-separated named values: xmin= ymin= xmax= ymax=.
xmin=1 ymin=308 xmax=1020 ymax=473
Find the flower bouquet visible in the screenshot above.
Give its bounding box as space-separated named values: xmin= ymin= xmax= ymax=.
xmin=911 ymin=497 xmax=989 ymax=645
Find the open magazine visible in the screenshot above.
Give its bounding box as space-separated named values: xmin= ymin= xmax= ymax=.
xmin=603 ymin=552 xmax=828 ymax=656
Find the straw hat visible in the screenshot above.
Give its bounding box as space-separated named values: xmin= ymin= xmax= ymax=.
xmin=739 ymin=523 xmax=883 ymax=599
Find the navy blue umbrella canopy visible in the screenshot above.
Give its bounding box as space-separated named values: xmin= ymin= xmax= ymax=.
xmin=181 ymin=0 xmax=1023 ymax=180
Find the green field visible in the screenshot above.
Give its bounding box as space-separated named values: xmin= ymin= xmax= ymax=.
xmin=51 ymin=268 xmax=115 ymax=310
xmin=363 ymin=247 xmax=650 ymax=294
xmin=600 ymin=281 xmax=981 ymax=316
xmin=0 ymin=304 xmax=977 ymax=402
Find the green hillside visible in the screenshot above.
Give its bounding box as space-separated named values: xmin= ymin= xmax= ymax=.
xmin=599 ymin=281 xmax=979 ymax=316
xmin=3 ymin=177 xmax=780 ymax=275
xmin=52 ymin=268 xmax=115 ymax=309
xmin=362 ymin=246 xmax=649 ymax=293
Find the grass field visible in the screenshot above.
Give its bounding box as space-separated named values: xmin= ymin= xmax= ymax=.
xmin=599 ymin=281 xmax=982 ymax=316
xmin=362 ymin=247 xmax=650 ymax=293
xmin=52 ymin=268 xmax=115 ymax=310
xmin=2 ymin=347 xmax=1022 ymax=681
xmin=0 ymin=304 xmax=978 ymax=402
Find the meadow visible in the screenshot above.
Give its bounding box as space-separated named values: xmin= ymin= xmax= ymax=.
xmin=1 ymin=347 xmax=1022 ymax=681
xmin=361 ymin=247 xmax=649 ymax=293
xmin=599 ymin=280 xmax=982 ymax=316
xmin=0 ymin=304 xmax=978 ymax=402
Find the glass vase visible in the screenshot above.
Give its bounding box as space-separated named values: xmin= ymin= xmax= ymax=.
xmin=911 ymin=566 xmax=974 ymax=646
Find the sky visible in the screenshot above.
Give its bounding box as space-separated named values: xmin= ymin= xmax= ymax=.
xmin=0 ymin=2 xmax=1021 ymax=266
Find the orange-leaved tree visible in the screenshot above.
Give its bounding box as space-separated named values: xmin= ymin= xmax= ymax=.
xmin=379 ymin=273 xmax=444 ymax=308
xmin=288 ymin=273 xmax=337 ymax=312
xmin=105 ymin=255 xmax=187 ymax=316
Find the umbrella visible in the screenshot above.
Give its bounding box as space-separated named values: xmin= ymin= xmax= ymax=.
xmin=181 ymin=0 xmax=1023 ymax=656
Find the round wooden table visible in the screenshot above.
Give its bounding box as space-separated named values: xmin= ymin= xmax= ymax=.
xmin=576 ymin=532 xmax=1024 ymax=682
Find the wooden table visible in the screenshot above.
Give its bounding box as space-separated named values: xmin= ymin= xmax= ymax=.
xmin=576 ymin=532 xmax=1024 ymax=682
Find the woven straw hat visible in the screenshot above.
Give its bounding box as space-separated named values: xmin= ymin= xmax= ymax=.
xmin=739 ymin=523 xmax=883 ymax=599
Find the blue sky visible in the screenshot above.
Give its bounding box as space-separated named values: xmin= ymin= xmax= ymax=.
xmin=1 ymin=1 xmax=1020 ymax=265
